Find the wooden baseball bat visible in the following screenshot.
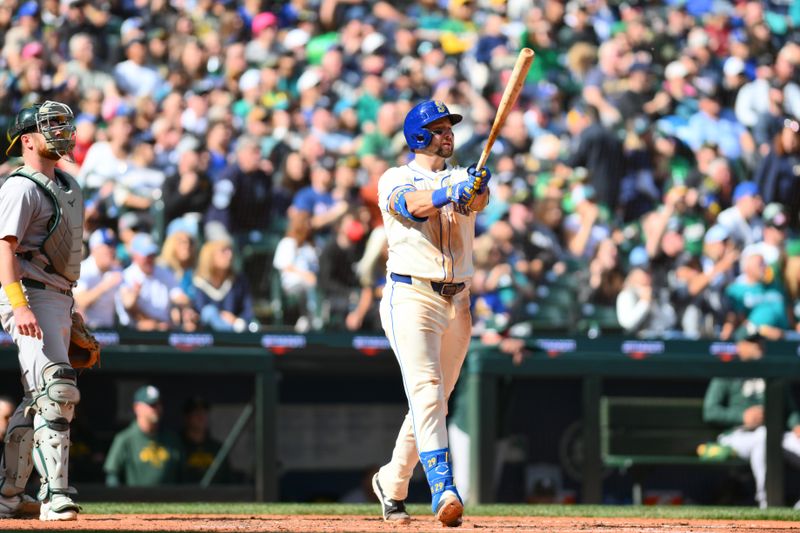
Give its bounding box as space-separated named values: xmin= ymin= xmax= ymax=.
xmin=476 ymin=48 xmax=535 ymax=171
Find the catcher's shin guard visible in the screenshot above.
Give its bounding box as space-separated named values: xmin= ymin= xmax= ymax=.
xmin=420 ymin=447 xmax=463 ymax=526
xmin=32 ymin=364 xmax=79 ymax=502
xmin=0 ymin=423 xmax=34 ymax=497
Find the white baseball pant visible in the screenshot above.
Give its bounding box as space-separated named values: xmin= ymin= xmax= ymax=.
xmin=377 ymin=278 xmax=471 ymax=501
xmin=719 ymin=426 xmax=800 ymax=507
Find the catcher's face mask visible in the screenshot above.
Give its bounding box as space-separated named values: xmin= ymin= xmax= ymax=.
xmin=36 ymin=100 xmax=76 ymax=160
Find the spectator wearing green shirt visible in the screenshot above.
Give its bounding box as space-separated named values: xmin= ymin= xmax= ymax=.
xmin=722 ymin=249 xmax=788 ymax=342
xmin=357 ymin=103 xmax=401 ymax=170
xmin=104 ymin=386 xmax=183 ymax=487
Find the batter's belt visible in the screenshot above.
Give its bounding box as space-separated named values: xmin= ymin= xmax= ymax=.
xmin=390 ymin=273 xmax=466 ymax=297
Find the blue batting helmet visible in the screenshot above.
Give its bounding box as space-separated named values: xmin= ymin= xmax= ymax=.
xmin=403 ymin=100 xmax=462 ymax=150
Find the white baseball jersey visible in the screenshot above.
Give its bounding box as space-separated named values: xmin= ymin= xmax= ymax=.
xmin=375 ymin=158 xmax=479 ymax=502
xmin=378 ymin=160 xmax=476 ymax=283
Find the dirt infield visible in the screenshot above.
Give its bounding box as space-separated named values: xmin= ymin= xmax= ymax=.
xmin=0 ymin=514 xmax=798 ymax=532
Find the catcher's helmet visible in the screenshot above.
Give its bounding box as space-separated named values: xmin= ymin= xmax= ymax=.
xmin=6 ymin=101 xmax=75 ymax=159
xmin=403 ymin=100 xmax=462 ymax=151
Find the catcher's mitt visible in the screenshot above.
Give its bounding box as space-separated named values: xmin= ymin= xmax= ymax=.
xmin=68 ymin=312 xmax=100 ymax=369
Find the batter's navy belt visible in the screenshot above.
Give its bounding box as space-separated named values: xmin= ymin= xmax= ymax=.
xmin=20 ymin=278 xmax=72 ymax=297
xmin=390 ymin=273 xmax=466 ymax=297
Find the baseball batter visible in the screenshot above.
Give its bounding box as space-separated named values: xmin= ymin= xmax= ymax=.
xmin=372 ymin=100 xmax=490 ymax=527
xmin=704 ymin=377 xmax=800 ymax=508
xmin=0 ymin=101 xmax=83 ymax=520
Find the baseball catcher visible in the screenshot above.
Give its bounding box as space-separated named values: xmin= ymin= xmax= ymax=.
xmin=0 ymin=101 xmax=84 ymax=521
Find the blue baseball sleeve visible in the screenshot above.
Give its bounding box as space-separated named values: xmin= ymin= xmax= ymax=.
xmin=392 ymin=188 xmax=427 ymax=222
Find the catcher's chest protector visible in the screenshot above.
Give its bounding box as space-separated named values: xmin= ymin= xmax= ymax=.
xmin=9 ymin=166 xmax=83 ymax=283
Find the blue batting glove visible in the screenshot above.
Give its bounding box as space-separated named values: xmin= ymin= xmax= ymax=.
xmin=467 ymin=165 xmax=491 ymax=194
xmin=432 ymin=180 xmax=478 ymax=208
xmin=448 ymin=180 xmax=476 ymax=205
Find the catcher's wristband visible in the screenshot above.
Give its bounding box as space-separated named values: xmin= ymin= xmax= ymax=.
xmin=4 ymin=281 xmax=28 ymax=309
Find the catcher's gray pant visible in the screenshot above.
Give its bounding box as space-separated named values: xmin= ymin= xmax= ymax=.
xmin=0 ymin=287 xmax=73 ymax=393
xmin=0 ymin=288 xmax=74 ymax=496
xmin=719 ymin=426 xmax=800 ymax=507
xmin=376 ymin=279 xmax=471 ymax=501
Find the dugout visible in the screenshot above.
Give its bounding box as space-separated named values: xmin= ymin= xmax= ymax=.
xmin=0 ymin=331 xmax=796 ymax=506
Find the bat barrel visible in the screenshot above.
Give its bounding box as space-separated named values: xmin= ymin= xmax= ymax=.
xmin=476 ymin=48 xmax=535 ymax=173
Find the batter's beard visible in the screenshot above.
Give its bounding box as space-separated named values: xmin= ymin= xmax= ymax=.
xmin=436 ymin=145 xmax=454 ymax=158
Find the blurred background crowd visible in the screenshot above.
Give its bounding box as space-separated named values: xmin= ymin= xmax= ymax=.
xmin=2 ymin=0 xmax=800 ymax=342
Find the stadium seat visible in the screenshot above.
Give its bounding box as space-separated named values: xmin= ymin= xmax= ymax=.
xmin=548 ymin=274 xmax=580 ymax=291
xmin=536 ymin=284 xmax=576 ymax=308
xmin=517 ymin=301 xmax=576 ymax=333
xmin=577 ymin=304 xmax=624 ymax=336
xmin=562 ymin=257 xmax=588 ymax=274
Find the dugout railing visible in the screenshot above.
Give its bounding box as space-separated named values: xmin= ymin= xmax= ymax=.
xmin=0 ymin=331 xmax=796 ymax=505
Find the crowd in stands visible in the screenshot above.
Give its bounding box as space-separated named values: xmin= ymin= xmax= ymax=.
xmin=3 ymin=0 xmax=800 ymax=342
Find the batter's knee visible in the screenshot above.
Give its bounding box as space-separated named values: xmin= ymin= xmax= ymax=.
xmin=412 ymin=380 xmax=445 ymax=409
xmin=415 ymin=377 xmax=442 ymax=392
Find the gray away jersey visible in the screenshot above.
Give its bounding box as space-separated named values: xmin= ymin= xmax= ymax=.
xmin=0 ymin=176 xmax=74 ymax=291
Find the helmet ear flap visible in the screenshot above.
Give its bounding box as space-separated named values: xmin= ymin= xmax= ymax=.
xmin=415 ymin=129 xmax=432 ymax=149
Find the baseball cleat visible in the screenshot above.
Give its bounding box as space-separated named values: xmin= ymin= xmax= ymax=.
xmin=372 ymin=473 xmax=411 ymax=524
xmin=0 ymin=493 xmax=22 ymax=518
xmin=39 ymin=494 xmax=79 ymax=521
xmin=435 ymin=489 xmax=463 ymax=527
